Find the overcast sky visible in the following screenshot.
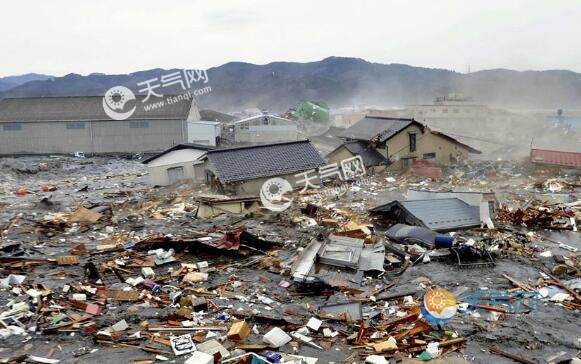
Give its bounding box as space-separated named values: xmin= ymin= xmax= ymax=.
xmin=1 ymin=0 xmax=580 ymax=77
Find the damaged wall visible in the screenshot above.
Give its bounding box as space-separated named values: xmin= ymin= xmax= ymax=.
xmin=378 ymin=124 xmax=471 ymax=171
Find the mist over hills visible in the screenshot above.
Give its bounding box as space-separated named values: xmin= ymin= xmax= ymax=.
xmin=0 ymin=73 xmax=53 ymax=92
xmin=1 ymin=57 xmax=580 ymax=112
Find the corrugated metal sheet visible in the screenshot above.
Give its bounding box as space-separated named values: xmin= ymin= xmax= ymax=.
xmin=372 ymin=198 xmax=480 ymax=231
xmin=0 ymin=95 xmax=194 ymax=122
xmin=531 ymin=149 xmax=581 ymax=168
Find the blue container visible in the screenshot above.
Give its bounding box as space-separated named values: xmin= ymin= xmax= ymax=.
xmin=434 ymin=235 xmax=454 ymax=248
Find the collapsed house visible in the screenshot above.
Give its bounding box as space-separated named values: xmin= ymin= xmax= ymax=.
xmin=329 ymin=116 xmax=480 ymax=171
xmin=291 ymin=234 xmax=384 ymax=287
xmin=404 ymin=189 xmax=497 ymax=224
xmin=370 ymin=198 xmax=481 ymax=232
xmin=202 ymin=140 xmax=326 ymax=194
xmin=142 ymin=143 xmax=214 ymax=186
xmin=325 ymin=140 xmax=388 ymax=172
xmin=195 ymin=196 xmax=261 ymax=218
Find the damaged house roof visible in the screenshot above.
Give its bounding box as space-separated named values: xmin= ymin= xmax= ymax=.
xmin=428 ymin=129 xmax=482 ymax=154
xmin=371 ymin=198 xmax=481 ymax=231
xmin=327 ymin=140 xmax=387 ymax=167
xmin=205 ymin=140 xmax=326 ymax=183
xmin=531 ymin=148 xmax=581 ymax=169
xmin=0 ymin=96 xmax=195 ymax=122
xmin=339 ymin=116 xmax=422 ymax=143
xmin=339 ymin=116 xmax=481 ymax=154
xmin=142 ymin=143 xmax=214 ymax=164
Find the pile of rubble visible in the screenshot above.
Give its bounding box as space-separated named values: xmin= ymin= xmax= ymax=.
xmin=0 ymin=156 xmax=579 ymax=363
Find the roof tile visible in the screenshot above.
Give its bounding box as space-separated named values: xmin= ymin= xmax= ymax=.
xmin=206 ymin=140 xmax=325 ymax=183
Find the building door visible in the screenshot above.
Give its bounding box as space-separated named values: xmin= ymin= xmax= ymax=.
xmin=167 ymin=166 xmax=185 ymax=184
xmin=193 ymin=163 xmax=205 ymax=182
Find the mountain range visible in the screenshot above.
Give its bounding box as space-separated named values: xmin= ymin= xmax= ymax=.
xmin=0 ymin=73 xmax=53 ymax=92
xmin=1 ymin=57 xmax=580 ymax=112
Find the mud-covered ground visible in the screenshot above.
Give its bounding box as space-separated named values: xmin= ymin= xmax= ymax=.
xmin=0 ymin=156 xmax=579 ymax=364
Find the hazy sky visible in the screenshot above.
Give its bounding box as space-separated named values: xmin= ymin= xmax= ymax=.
xmin=1 ymin=0 xmax=580 ymax=77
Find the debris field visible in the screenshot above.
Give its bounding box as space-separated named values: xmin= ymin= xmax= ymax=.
xmin=0 ymin=156 xmax=579 ymax=364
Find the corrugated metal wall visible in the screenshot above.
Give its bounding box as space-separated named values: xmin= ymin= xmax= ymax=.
xmin=0 ymin=119 xmax=186 ymax=154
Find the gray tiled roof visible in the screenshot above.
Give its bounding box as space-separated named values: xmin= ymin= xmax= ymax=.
xmin=342 ymin=141 xmax=387 ymax=167
xmin=371 ymin=198 xmax=480 ymax=231
xmin=339 ymin=116 xmax=417 ymax=143
xmin=206 ymin=140 xmax=325 ymax=183
xmin=0 ymin=96 xmax=193 ymax=122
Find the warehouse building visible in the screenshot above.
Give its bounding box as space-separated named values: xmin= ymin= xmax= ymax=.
xmin=0 ymin=95 xmax=200 ymax=155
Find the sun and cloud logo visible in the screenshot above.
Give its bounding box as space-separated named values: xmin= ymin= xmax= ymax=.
xmin=260 ymin=177 xmax=293 ymax=212
xmin=421 ymin=288 xmax=457 ymax=325
xmin=102 ymin=86 xmax=137 ymax=120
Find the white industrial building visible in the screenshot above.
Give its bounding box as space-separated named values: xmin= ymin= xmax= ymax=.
xmin=187 ymin=121 xmax=221 ymax=146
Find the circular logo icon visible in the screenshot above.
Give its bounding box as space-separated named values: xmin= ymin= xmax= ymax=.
xmin=421 ymin=288 xmax=457 ymax=325
xmin=260 ymin=177 xmax=293 ymax=212
xmin=102 ymin=86 xmax=136 ymax=120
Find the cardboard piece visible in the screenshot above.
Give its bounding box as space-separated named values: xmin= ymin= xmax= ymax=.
xmin=227 ymin=321 xmax=251 ymax=340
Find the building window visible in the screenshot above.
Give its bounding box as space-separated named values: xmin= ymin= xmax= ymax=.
xmin=442 ymin=108 xmax=448 ymax=113
xmin=409 ymin=133 xmax=417 ymax=152
xmin=129 ymin=121 xmax=149 ymax=128
xmin=66 ymin=122 xmax=86 ymax=129
xmin=402 ymin=158 xmax=415 ymax=168
xmin=423 ymin=152 xmax=436 ymax=159
xmin=3 ymin=123 xmax=22 ymax=131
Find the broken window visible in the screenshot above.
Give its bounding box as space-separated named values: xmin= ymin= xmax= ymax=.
xmin=409 ymin=133 xmax=417 ymax=152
